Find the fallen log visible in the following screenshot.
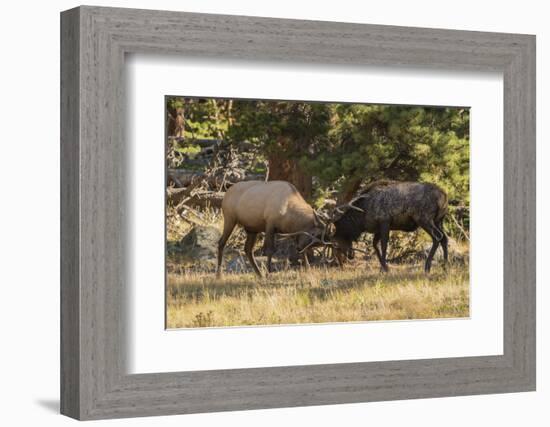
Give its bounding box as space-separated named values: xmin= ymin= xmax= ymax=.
xmin=167 ymin=187 xmax=225 ymax=209
xmin=167 ymin=187 xmax=190 ymax=205
xmin=185 ymin=191 xmax=225 ymax=209
xmin=167 ymin=137 xmax=223 ymax=148
xmin=167 ymin=169 xmax=206 ymax=187
xmin=167 ymin=168 xmax=266 ymax=188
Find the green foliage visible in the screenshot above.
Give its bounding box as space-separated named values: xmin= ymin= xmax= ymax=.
xmin=166 ymin=97 xmax=470 ymax=239
xmin=226 ymin=100 xmax=330 ymax=158
xmin=302 ymin=104 xmax=470 ymax=204
xmin=168 ymin=97 xmax=230 ymax=139
xmin=176 ymin=145 xmax=201 ymax=158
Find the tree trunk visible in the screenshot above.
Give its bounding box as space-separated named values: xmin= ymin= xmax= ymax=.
xmin=267 ymin=139 xmax=312 ymax=199
xmin=290 ymin=160 xmax=312 ymax=199
xmin=166 ymin=104 xmax=177 ymax=137
xmin=337 ymin=176 xmax=362 ymax=203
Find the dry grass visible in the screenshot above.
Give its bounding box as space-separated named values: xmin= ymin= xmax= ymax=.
xmin=166 ymin=205 xmax=469 ymax=329
xmin=166 ymin=262 xmax=469 ymax=329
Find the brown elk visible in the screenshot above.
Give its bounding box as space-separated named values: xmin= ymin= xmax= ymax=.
xmin=331 ymin=180 xmax=449 ymax=272
xmin=217 ymin=180 xmax=327 ymax=277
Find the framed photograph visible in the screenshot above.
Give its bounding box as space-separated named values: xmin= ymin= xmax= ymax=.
xmin=164 ymin=96 xmax=471 ymax=330
xmin=61 ymin=6 xmax=536 ymax=420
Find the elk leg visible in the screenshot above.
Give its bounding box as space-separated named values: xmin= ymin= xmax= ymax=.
xmin=302 ymin=251 xmax=311 ymax=270
xmin=334 ymin=248 xmax=346 ymax=268
xmin=379 ymin=222 xmax=390 ymax=272
xmin=436 ymin=220 xmax=449 ymax=266
xmin=372 ymin=232 xmax=384 ymax=267
xmin=424 ymin=236 xmax=439 ymax=273
xmin=264 ymin=227 xmax=275 ymax=273
xmin=217 ymin=218 xmax=237 ymax=277
xmin=244 ymin=232 xmax=262 ymax=277
xmin=419 ymin=220 xmax=440 ymax=273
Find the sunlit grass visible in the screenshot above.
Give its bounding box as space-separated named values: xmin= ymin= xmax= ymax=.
xmin=166 ymin=262 xmax=469 ymax=328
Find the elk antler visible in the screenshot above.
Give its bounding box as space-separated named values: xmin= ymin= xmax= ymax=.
xmin=332 ymin=194 xmax=368 ymax=219
xmin=277 ymin=230 xmax=333 ymax=253
xmin=342 ymin=194 xmax=368 ymax=212
xmin=277 ymin=230 xmax=317 ymax=239
xmin=314 ymin=209 xmax=331 ymax=225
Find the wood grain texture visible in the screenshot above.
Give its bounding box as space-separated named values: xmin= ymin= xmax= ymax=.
xmin=60 ymin=7 xmax=80 ymax=419
xmin=60 ymin=5 xmax=536 ymax=420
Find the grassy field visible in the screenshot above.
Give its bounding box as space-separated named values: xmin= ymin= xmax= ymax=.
xmin=166 ymin=261 xmax=469 ymax=329
xmin=166 ymin=205 xmax=469 ymax=328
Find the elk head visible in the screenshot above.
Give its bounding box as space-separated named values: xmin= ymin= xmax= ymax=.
xmin=325 ymin=195 xmax=368 ymax=264
xmin=278 ymin=211 xmax=333 ymax=255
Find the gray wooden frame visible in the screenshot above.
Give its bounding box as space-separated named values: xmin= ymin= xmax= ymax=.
xmin=60 ymin=5 xmax=536 ymax=420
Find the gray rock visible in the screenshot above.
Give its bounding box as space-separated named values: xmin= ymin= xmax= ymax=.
xmin=226 ymin=256 xmax=248 ymax=273
xmin=178 ymin=226 xmax=221 ymax=267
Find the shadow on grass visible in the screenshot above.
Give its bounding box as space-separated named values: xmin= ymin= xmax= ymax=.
xmin=167 ymin=264 xmax=457 ymax=303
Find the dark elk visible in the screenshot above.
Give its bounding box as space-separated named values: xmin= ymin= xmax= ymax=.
xmin=217 ymin=180 xmax=328 ymax=277
xmin=331 ymin=180 xmax=449 ymax=272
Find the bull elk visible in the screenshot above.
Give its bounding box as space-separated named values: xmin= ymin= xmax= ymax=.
xmin=217 ymin=180 xmax=327 ymax=277
xmin=331 ymin=180 xmax=449 ymax=272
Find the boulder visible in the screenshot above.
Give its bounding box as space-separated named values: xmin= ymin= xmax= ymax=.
xmin=177 ymin=226 xmax=221 ymax=268
xmin=226 ymin=256 xmax=248 ymax=273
